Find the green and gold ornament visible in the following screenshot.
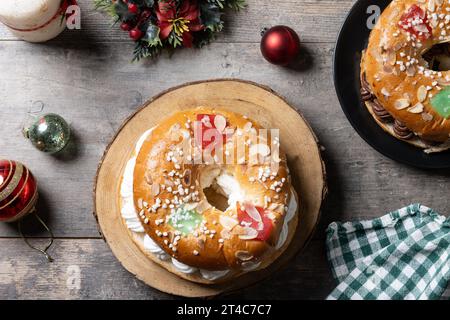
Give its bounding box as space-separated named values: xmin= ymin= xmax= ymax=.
xmin=23 ymin=113 xmax=71 ymax=154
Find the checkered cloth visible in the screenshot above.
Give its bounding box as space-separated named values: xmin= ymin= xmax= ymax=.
xmin=326 ymin=204 xmax=450 ymax=300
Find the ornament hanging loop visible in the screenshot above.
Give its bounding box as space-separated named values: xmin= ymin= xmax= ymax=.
xmin=18 ymin=211 xmax=54 ymax=262
xmin=260 ymin=27 xmax=268 ymax=36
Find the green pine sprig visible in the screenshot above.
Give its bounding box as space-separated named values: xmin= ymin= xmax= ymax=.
xmin=132 ymin=40 xmax=162 ymax=62
xmin=94 ymin=0 xmax=117 ymax=18
xmin=95 ymin=0 xmax=246 ymax=61
xmin=227 ymin=0 xmax=246 ymax=10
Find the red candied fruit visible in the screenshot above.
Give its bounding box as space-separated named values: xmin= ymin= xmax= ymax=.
xmin=399 ymin=5 xmax=432 ymax=41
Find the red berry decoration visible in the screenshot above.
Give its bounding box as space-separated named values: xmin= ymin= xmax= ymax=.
xmin=128 ymin=3 xmax=139 ymax=14
xmin=120 ymin=22 xmax=132 ymax=31
xmin=129 ymin=28 xmax=143 ymax=40
xmin=0 ymin=160 xmax=38 ymax=222
xmin=260 ymin=25 xmax=301 ymax=66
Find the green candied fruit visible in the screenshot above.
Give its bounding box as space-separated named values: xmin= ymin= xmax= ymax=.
xmin=168 ymin=207 xmax=203 ymax=236
xmin=431 ymin=86 xmax=450 ymax=119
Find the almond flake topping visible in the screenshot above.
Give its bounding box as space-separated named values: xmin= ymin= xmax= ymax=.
xmin=151 ymin=182 xmax=160 ymax=196
xmin=381 ymin=87 xmax=391 ymax=97
xmin=235 ymin=250 xmax=254 ymax=261
xmin=422 ymin=112 xmax=434 ymax=121
xmin=417 ymin=85 xmax=427 ymax=102
xmin=394 ymin=98 xmax=410 ymax=110
xmin=408 ymin=103 xmax=424 ymax=114
xmin=219 ymin=215 xmax=238 ymax=230
xmin=238 ymin=227 xmax=259 ymax=240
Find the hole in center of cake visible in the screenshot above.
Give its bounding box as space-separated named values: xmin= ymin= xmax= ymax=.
xmin=203 ymin=185 xmax=229 ymax=212
xmin=422 ymin=42 xmax=450 ymax=71
xmin=199 ymin=166 xmax=244 ymax=212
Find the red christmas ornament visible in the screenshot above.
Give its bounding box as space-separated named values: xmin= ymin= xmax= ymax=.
xmin=0 ymin=159 xmax=38 ymax=222
xmin=129 ymin=28 xmax=143 ymax=40
xmin=0 ymin=159 xmax=54 ymax=261
xmin=120 ymin=22 xmax=132 ymax=31
xmin=128 ymin=3 xmax=139 ymax=14
xmin=260 ymin=25 xmax=301 ymax=66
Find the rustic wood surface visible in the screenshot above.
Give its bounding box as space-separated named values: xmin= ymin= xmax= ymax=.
xmin=0 ymin=0 xmax=449 ymax=299
xmin=94 ymin=79 xmax=324 ymax=296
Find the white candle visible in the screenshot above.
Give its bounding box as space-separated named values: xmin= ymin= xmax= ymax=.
xmin=0 ymin=0 xmax=67 ymax=42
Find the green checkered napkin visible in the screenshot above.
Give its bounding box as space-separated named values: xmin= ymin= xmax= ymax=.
xmin=326 ymin=204 xmax=450 ymax=300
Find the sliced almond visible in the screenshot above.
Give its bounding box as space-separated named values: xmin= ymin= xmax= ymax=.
xmin=238 ymin=227 xmax=258 ymax=240
xmin=235 ymin=250 xmax=254 ymax=261
xmin=197 ymin=237 xmax=205 ymax=249
xmin=385 ymin=50 xmax=397 ymax=66
xmin=145 ymin=172 xmax=153 ymax=185
xmin=151 ymin=183 xmax=160 ymax=196
xmin=219 ymin=215 xmax=238 ymax=230
xmin=428 ymin=0 xmax=435 ymax=12
xmin=164 ymin=179 xmax=174 ymax=187
xmin=169 ymin=123 xmax=181 ymax=141
xmin=406 ymin=65 xmax=416 ymax=77
xmin=381 ymin=87 xmax=391 ymax=97
xmin=407 ymin=103 xmax=424 ymax=114
xmin=417 ymin=85 xmax=427 ymax=102
xmin=137 ymin=198 xmax=143 ymax=209
xmin=241 ymin=261 xmax=259 ymax=269
xmin=437 ymin=77 xmax=450 ymax=86
xmin=213 ymin=115 xmax=226 ymax=133
xmin=394 ymin=98 xmax=410 ymax=110
xmin=422 ymin=112 xmax=433 ymax=121
xmin=430 ymin=18 xmax=439 ymax=28
xmin=244 ymin=203 xmax=262 ymax=222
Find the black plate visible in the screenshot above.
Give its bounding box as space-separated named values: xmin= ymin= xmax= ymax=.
xmin=333 ymin=0 xmax=450 ymax=169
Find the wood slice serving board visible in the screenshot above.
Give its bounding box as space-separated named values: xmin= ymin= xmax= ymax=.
xmin=94 ymin=79 xmax=327 ymax=297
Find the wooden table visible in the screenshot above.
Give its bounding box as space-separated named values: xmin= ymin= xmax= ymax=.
xmin=0 ymin=0 xmax=448 ymax=300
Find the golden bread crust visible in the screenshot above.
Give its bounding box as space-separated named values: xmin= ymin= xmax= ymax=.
xmin=121 ymin=188 xmax=299 ymax=284
xmin=132 ymin=107 xmax=294 ymax=271
xmin=362 ymin=0 xmax=450 ymax=143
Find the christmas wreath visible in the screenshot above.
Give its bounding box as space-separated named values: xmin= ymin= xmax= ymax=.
xmin=94 ymin=0 xmax=246 ymax=61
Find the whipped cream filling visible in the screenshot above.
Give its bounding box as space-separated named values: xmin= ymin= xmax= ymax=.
xmin=120 ymin=129 xmax=298 ymax=281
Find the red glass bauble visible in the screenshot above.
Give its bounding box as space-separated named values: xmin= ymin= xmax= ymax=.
xmin=260 ymin=26 xmax=301 ymax=66
xmin=129 ymin=28 xmax=143 ymax=40
xmin=128 ymin=3 xmax=139 ymax=14
xmin=0 ymin=160 xmax=38 ymax=222
xmin=120 ymin=22 xmax=132 ymax=31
